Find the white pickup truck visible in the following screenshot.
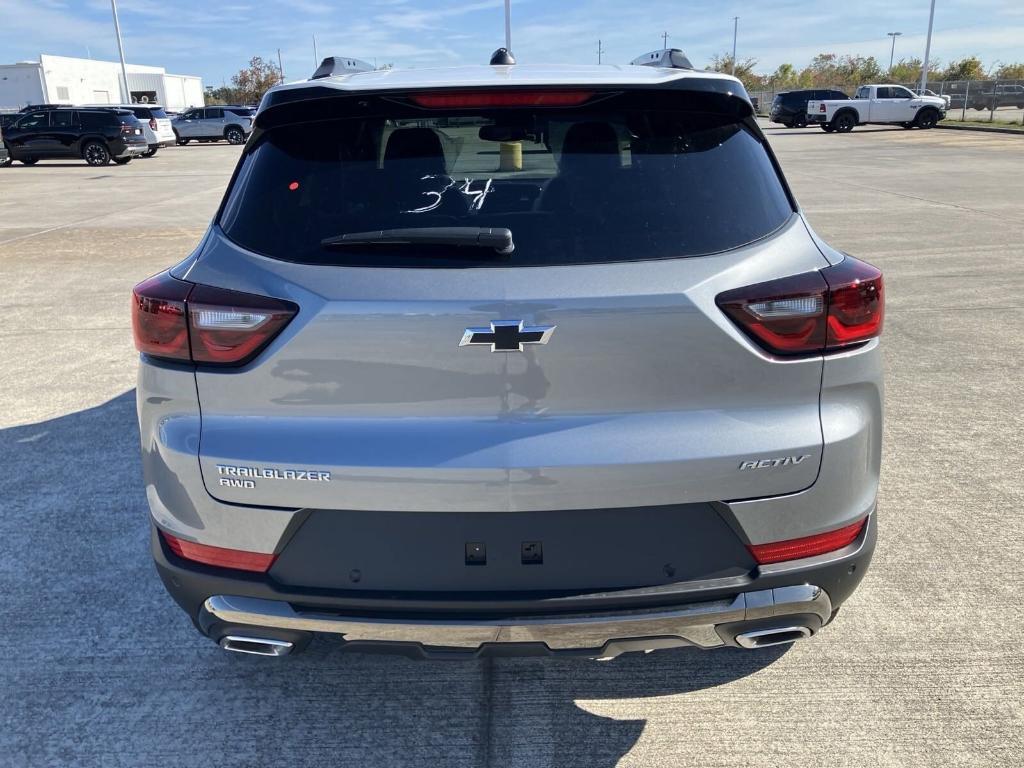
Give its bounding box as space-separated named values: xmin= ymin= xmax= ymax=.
xmin=807 ymin=84 xmax=947 ymax=133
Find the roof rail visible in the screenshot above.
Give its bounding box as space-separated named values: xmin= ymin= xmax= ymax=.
xmin=311 ymin=56 xmax=374 ymax=80
xmin=630 ymin=49 xmax=694 ymax=70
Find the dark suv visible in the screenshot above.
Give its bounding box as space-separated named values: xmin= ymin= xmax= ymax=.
xmin=770 ymin=89 xmax=849 ymax=127
xmin=2 ymin=107 xmax=147 ymax=166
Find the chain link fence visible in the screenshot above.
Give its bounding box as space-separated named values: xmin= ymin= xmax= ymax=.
xmin=751 ymin=79 xmax=1024 ymax=125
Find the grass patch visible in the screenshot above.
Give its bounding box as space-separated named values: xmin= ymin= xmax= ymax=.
xmin=940 ymin=118 xmax=1024 ymax=132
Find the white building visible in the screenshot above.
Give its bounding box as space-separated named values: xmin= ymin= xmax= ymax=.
xmin=0 ymin=54 xmax=204 ymax=112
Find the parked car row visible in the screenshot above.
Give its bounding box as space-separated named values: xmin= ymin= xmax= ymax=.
xmin=768 ymin=85 xmax=946 ymax=133
xmin=808 ymin=85 xmax=946 ymax=132
xmin=0 ymin=103 xmax=254 ymax=167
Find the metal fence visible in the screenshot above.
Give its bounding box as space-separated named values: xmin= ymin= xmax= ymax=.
xmin=751 ymin=79 xmax=1024 ymax=125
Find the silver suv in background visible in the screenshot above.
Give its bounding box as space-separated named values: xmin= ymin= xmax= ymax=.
xmin=173 ymin=106 xmax=254 ymax=145
xmin=134 ymin=52 xmax=883 ymax=659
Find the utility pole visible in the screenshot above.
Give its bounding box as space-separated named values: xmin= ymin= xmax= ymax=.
xmin=731 ymin=17 xmax=739 ymax=76
xmin=662 ymin=31 xmax=669 ymax=50
xmin=110 ymin=0 xmax=131 ymax=103
xmin=887 ymin=31 xmax=902 ymax=73
xmin=313 ymin=34 xmax=318 ymax=66
xmin=920 ymin=0 xmax=936 ymax=92
xmin=597 ymin=39 xmax=604 ymax=64
xmin=504 ymin=0 xmax=512 ymax=51
xmin=277 ymin=48 xmax=285 ymax=84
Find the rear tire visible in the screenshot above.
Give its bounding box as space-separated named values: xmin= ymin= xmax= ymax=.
xmin=792 ymin=114 xmax=808 ymax=128
xmin=915 ymin=108 xmax=940 ymax=129
xmin=225 ymin=126 xmax=246 ymax=145
xmin=833 ymin=112 xmax=856 ymax=133
xmin=83 ymin=141 xmax=110 ymax=166
xmin=174 ymin=131 xmax=190 ymax=146
xmin=820 ymin=124 xmax=835 ymax=133
xmin=142 ymin=147 xmax=158 ymax=158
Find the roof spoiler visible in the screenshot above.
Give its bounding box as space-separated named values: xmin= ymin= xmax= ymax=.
xmin=631 ymin=48 xmax=694 ymax=70
xmin=311 ymin=56 xmax=374 ymax=80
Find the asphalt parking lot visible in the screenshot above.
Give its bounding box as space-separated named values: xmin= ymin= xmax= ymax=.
xmin=1 ymin=124 xmax=1022 ymax=767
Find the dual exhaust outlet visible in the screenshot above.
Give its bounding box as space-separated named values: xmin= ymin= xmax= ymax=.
xmin=217 ymin=625 xmax=814 ymax=657
xmin=219 ymin=635 xmax=294 ymax=657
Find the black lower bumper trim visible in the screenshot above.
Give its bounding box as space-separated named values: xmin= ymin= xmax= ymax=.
xmin=152 ymin=514 xmax=875 ymax=633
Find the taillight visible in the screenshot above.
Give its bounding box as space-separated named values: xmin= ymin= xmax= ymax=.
xmin=132 ymin=272 xmax=191 ymax=361
xmin=748 ymin=517 xmax=867 ymax=565
xmin=132 ymin=272 xmax=297 ymax=366
xmin=161 ymin=530 xmax=276 ymax=573
xmin=149 ymin=117 xmax=158 ymax=130
xmin=409 ymin=90 xmax=594 ymax=109
xmin=819 ymin=103 xmax=826 ymax=112
xmin=716 ymin=256 xmax=883 ymax=356
xmin=188 ymin=284 xmax=298 ymax=365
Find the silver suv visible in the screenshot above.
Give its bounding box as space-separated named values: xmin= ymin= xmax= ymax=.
xmin=172 ymin=105 xmax=253 ymax=145
xmin=134 ymin=54 xmax=883 ymax=659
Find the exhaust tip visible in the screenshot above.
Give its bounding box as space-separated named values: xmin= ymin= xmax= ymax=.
xmin=735 ymin=625 xmax=812 ymax=649
xmin=219 ymin=635 xmax=294 ymax=657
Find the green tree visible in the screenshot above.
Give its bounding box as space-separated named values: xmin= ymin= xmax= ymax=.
xmin=705 ymin=53 xmax=762 ymax=92
xmin=941 ymin=57 xmax=986 ymax=81
xmin=770 ymin=63 xmax=798 ymax=89
xmin=204 ymin=85 xmax=241 ymax=105
xmin=995 ymin=62 xmax=1024 ymax=80
xmin=230 ymin=56 xmax=282 ymax=105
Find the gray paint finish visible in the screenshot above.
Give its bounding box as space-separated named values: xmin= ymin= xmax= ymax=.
xmin=0 ymin=128 xmax=1021 ymax=767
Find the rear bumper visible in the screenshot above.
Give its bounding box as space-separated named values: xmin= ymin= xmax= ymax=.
xmin=111 ymin=140 xmax=148 ymax=158
xmin=154 ymin=512 xmax=875 ymax=657
xmin=201 ymin=584 xmax=831 ymax=657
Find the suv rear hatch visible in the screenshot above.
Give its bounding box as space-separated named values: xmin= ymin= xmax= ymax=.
xmin=182 ymin=85 xmax=829 ymax=587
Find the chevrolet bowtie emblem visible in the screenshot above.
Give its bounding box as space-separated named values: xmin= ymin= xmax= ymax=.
xmin=459 ymin=320 xmax=556 ymax=352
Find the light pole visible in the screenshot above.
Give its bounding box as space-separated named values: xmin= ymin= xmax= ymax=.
xmin=110 ymin=0 xmax=131 ymax=103
xmin=920 ymin=0 xmax=936 ymax=92
xmin=597 ymin=39 xmax=604 ymax=65
xmin=887 ymin=31 xmax=902 ymax=74
xmin=662 ymin=31 xmax=669 ymax=49
xmin=504 ymin=0 xmax=512 ymax=51
xmin=731 ymin=17 xmax=739 ymax=77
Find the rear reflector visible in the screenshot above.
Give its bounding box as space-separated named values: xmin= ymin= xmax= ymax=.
xmin=716 ymin=256 xmax=884 ymax=356
xmin=132 ymin=272 xmax=298 ymax=366
xmin=748 ymin=518 xmax=867 ymax=565
xmin=409 ymin=90 xmax=594 ymax=109
xmin=161 ymin=530 xmax=276 ymax=573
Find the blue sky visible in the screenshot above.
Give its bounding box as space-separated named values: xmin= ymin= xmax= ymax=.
xmin=2 ymin=0 xmax=1022 ymax=85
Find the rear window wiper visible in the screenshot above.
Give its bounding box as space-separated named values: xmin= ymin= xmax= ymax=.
xmin=321 ymin=227 xmax=514 ymax=255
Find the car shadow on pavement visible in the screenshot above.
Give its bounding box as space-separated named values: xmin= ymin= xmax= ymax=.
xmin=0 ymin=391 xmax=788 ymax=768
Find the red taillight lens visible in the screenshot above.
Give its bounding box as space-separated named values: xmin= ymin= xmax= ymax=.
xmin=132 ymin=272 xmax=298 ymax=366
xmin=409 ymin=90 xmax=595 ymax=109
xmin=748 ymin=518 xmax=867 ymax=565
xmin=187 ymin=284 xmax=297 ymax=365
xmin=821 ymin=258 xmax=884 ymax=348
xmin=149 ymin=117 xmax=158 ymax=130
xmin=716 ymin=257 xmax=884 ymax=356
xmin=161 ymin=530 xmax=276 ymax=573
xmin=132 ymin=272 xmax=192 ymax=361
xmin=819 ymin=103 xmax=826 ymax=112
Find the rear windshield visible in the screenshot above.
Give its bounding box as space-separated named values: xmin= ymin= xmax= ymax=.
xmin=149 ymin=108 xmax=168 ymax=119
xmin=220 ymin=92 xmax=793 ymax=267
